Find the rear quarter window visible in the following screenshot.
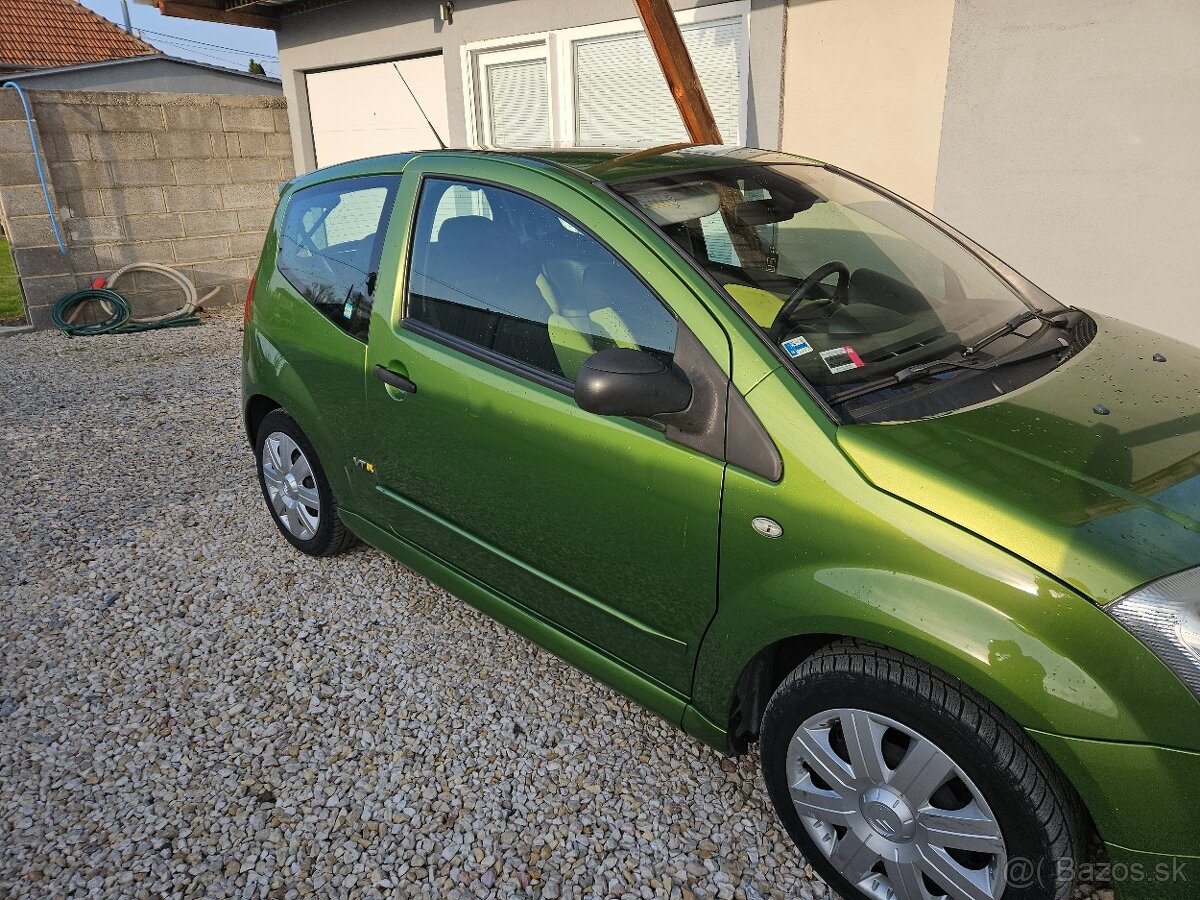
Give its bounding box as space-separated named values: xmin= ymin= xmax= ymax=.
xmin=278 ymin=175 xmax=399 ymax=341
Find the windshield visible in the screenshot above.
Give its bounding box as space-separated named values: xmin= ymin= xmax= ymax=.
xmin=613 ymin=164 xmax=1072 ymax=421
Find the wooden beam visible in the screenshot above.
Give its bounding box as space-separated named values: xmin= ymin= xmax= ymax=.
xmin=156 ymin=0 xmax=280 ymax=30
xmin=634 ymin=0 xmax=722 ymax=145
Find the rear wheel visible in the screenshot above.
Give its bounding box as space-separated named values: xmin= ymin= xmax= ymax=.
xmin=255 ymin=409 xmax=356 ymax=556
xmin=760 ymin=640 xmax=1083 ymax=900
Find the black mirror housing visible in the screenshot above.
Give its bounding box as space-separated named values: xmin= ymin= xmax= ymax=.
xmin=574 ymin=348 xmax=692 ymax=419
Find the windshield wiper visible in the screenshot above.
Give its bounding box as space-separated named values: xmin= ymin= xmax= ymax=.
xmin=828 ymin=336 xmax=1071 ymax=406
xmin=963 ymin=308 xmax=1068 ymax=357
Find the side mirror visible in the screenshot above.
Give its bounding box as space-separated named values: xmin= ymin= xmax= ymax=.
xmin=574 ymin=348 xmax=692 ymax=419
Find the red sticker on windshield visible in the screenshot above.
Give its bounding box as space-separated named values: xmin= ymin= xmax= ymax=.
xmin=820 ymin=346 xmax=865 ymax=374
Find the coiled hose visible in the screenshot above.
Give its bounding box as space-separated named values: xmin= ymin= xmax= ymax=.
xmin=53 ymin=263 xmax=218 ymax=336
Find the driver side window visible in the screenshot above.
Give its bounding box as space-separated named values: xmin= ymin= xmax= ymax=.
xmin=406 ymin=178 xmax=678 ymax=382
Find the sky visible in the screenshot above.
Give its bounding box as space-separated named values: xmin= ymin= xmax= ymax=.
xmin=79 ymin=0 xmax=281 ymax=78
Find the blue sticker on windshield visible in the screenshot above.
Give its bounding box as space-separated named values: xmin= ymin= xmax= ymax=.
xmin=781 ymin=336 xmax=813 ymax=358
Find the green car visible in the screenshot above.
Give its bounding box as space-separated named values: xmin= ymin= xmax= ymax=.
xmin=242 ymin=146 xmax=1200 ymax=900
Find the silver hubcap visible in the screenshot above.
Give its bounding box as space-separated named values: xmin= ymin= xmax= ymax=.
xmin=261 ymin=432 xmax=320 ymax=540
xmin=788 ymin=709 xmax=1007 ymax=900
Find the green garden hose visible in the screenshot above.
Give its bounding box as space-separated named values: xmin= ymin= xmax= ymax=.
xmin=52 ymin=263 xmax=211 ymax=336
xmin=52 ymin=288 xmax=200 ymax=336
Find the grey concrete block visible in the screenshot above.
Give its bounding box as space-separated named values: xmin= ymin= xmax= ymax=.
xmin=173 ymin=235 xmax=231 ymax=264
xmin=173 ymin=159 xmax=231 ymax=186
xmin=164 ymin=185 xmax=217 ymax=213
xmin=220 ymin=182 xmax=279 ymax=211
xmin=46 ymin=130 xmax=92 ymax=162
xmin=25 ymin=305 xmax=54 ymax=331
xmin=20 ymin=273 xmax=77 ymax=307
xmin=0 ymin=184 xmax=58 ymax=218
xmin=64 ymin=246 xmax=105 ymax=278
xmin=101 ymin=240 xmax=178 ymax=268
xmin=6 ymin=215 xmax=59 ymax=247
xmin=49 ymin=160 xmax=115 ymax=190
xmin=59 ymin=190 xmax=106 ymax=218
xmin=273 ymin=108 xmax=290 ymax=132
xmin=191 ymin=257 xmax=250 ymax=288
xmin=209 ymin=132 xmax=230 ymax=159
xmin=229 ymin=230 xmax=268 ymax=258
xmin=163 ymin=106 xmax=223 ymax=132
xmin=280 ymin=157 xmax=296 ymax=179
xmin=123 ymin=213 xmax=184 ymax=242
xmin=125 ymin=265 xmax=178 ymax=292
xmin=109 ymin=159 xmax=174 ymax=188
xmin=181 ymin=209 xmax=239 ymax=237
xmin=153 ymin=131 xmax=215 ymax=159
xmin=0 ymin=91 xmax=26 ymax=120
xmin=98 ymin=105 xmax=166 ymax=132
xmin=33 ymin=103 xmax=101 ymax=133
xmin=212 ymin=94 xmax=283 ymax=110
xmin=101 ymin=187 xmax=166 ymax=216
xmin=228 ymin=132 xmax=267 ymax=158
xmin=12 ymin=246 xmax=71 ymax=279
xmin=65 ymin=216 xmax=125 ymax=246
xmin=227 ymin=157 xmax=283 ymax=183
xmin=198 ymin=282 xmax=239 ymax=309
xmin=221 ymin=106 xmax=275 ymax=133
xmin=121 ymin=288 xmax=192 ymax=318
xmin=0 ymin=121 xmax=34 ymax=155
xmin=88 ymin=131 xmax=158 ymax=161
xmin=236 ymin=207 xmax=275 ymax=232
xmin=0 ymin=152 xmax=41 ymax=186
xmin=265 ymin=132 xmax=293 ymax=156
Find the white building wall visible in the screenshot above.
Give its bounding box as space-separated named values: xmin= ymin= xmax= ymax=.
xmin=934 ymin=0 xmax=1200 ymax=346
xmin=780 ymin=0 xmax=955 ymax=210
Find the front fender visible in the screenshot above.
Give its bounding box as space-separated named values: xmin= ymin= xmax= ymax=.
xmin=688 ymin=370 xmax=1200 ymax=754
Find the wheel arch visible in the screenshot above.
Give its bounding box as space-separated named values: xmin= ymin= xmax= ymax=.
xmin=244 ymin=393 xmax=281 ymax=446
xmin=693 ymin=564 xmax=1200 ymax=756
xmin=727 ymin=632 xmax=841 ymax=752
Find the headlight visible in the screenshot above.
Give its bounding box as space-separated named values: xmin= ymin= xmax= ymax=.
xmin=1107 ymin=566 xmax=1200 ymax=698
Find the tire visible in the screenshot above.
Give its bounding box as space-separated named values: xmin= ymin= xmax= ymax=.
xmin=760 ymin=640 xmax=1084 ymax=900
xmin=255 ymin=409 xmax=357 ymax=557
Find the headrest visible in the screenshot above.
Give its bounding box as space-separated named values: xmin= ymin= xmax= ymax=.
xmin=436 ymin=215 xmax=498 ymax=249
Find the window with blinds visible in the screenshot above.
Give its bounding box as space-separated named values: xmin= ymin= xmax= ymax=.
xmin=487 ymin=59 xmax=551 ymax=147
xmin=573 ymin=18 xmax=744 ymax=146
xmin=463 ymin=3 xmax=748 ymax=150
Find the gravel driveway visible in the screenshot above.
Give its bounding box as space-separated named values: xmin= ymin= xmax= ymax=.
xmin=0 ymin=313 xmax=828 ymax=898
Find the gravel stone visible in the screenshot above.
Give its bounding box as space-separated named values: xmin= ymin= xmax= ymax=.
xmin=0 ymin=313 xmax=1111 ymax=899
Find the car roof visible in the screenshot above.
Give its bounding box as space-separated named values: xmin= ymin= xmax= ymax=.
xmin=514 ymin=144 xmax=823 ymax=183
xmin=288 ymin=144 xmax=823 ymax=192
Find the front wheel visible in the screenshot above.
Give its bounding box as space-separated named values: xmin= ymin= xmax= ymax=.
xmin=760 ymin=640 xmax=1084 ymax=900
xmin=255 ymin=409 xmax=356 ymax=556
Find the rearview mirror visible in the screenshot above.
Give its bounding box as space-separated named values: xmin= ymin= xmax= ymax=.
xmin=574 ymin=348 xmax=692 ymax=419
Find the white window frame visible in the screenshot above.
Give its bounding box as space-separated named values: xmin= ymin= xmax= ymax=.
xmin=459 ymin=0 xmax=751 ymax=148
xmin=460 ymin=30 xmax=550 ymax=149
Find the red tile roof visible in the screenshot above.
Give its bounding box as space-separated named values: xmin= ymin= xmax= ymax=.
xmin=0 ymin=0 xmax=157 ymax=71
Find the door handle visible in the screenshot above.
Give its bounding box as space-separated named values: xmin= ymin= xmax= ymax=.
xmin=372 ymin=364 xmax=417 ymax=394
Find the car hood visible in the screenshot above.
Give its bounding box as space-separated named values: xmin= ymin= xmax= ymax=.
xmin=838 ymin=312 xmax=1200 ymax=603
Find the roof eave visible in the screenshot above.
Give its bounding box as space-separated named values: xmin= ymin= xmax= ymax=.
xmin=154 ymin=1 xmax=281 ymax=30
xmin=154 ymin=0 xmax=358 ymax=30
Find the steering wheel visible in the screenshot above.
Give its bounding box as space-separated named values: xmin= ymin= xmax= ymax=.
xmin=768 ymin=261 xmax=851 ymax=342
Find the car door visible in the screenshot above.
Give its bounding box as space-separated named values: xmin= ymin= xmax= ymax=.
xmin=360 ymin=157 xmax=731 ymax=695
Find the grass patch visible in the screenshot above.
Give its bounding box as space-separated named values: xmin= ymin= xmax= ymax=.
xmin=0 ymin=236 xmax=26 ymax=322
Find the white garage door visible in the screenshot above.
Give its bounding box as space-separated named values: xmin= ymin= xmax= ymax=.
xmin=306 ymin=55 xmax=450 ymax=168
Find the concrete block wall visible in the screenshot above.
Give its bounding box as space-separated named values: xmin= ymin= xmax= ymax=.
xmin=0 ymin=89 xmax=293 ymax=328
